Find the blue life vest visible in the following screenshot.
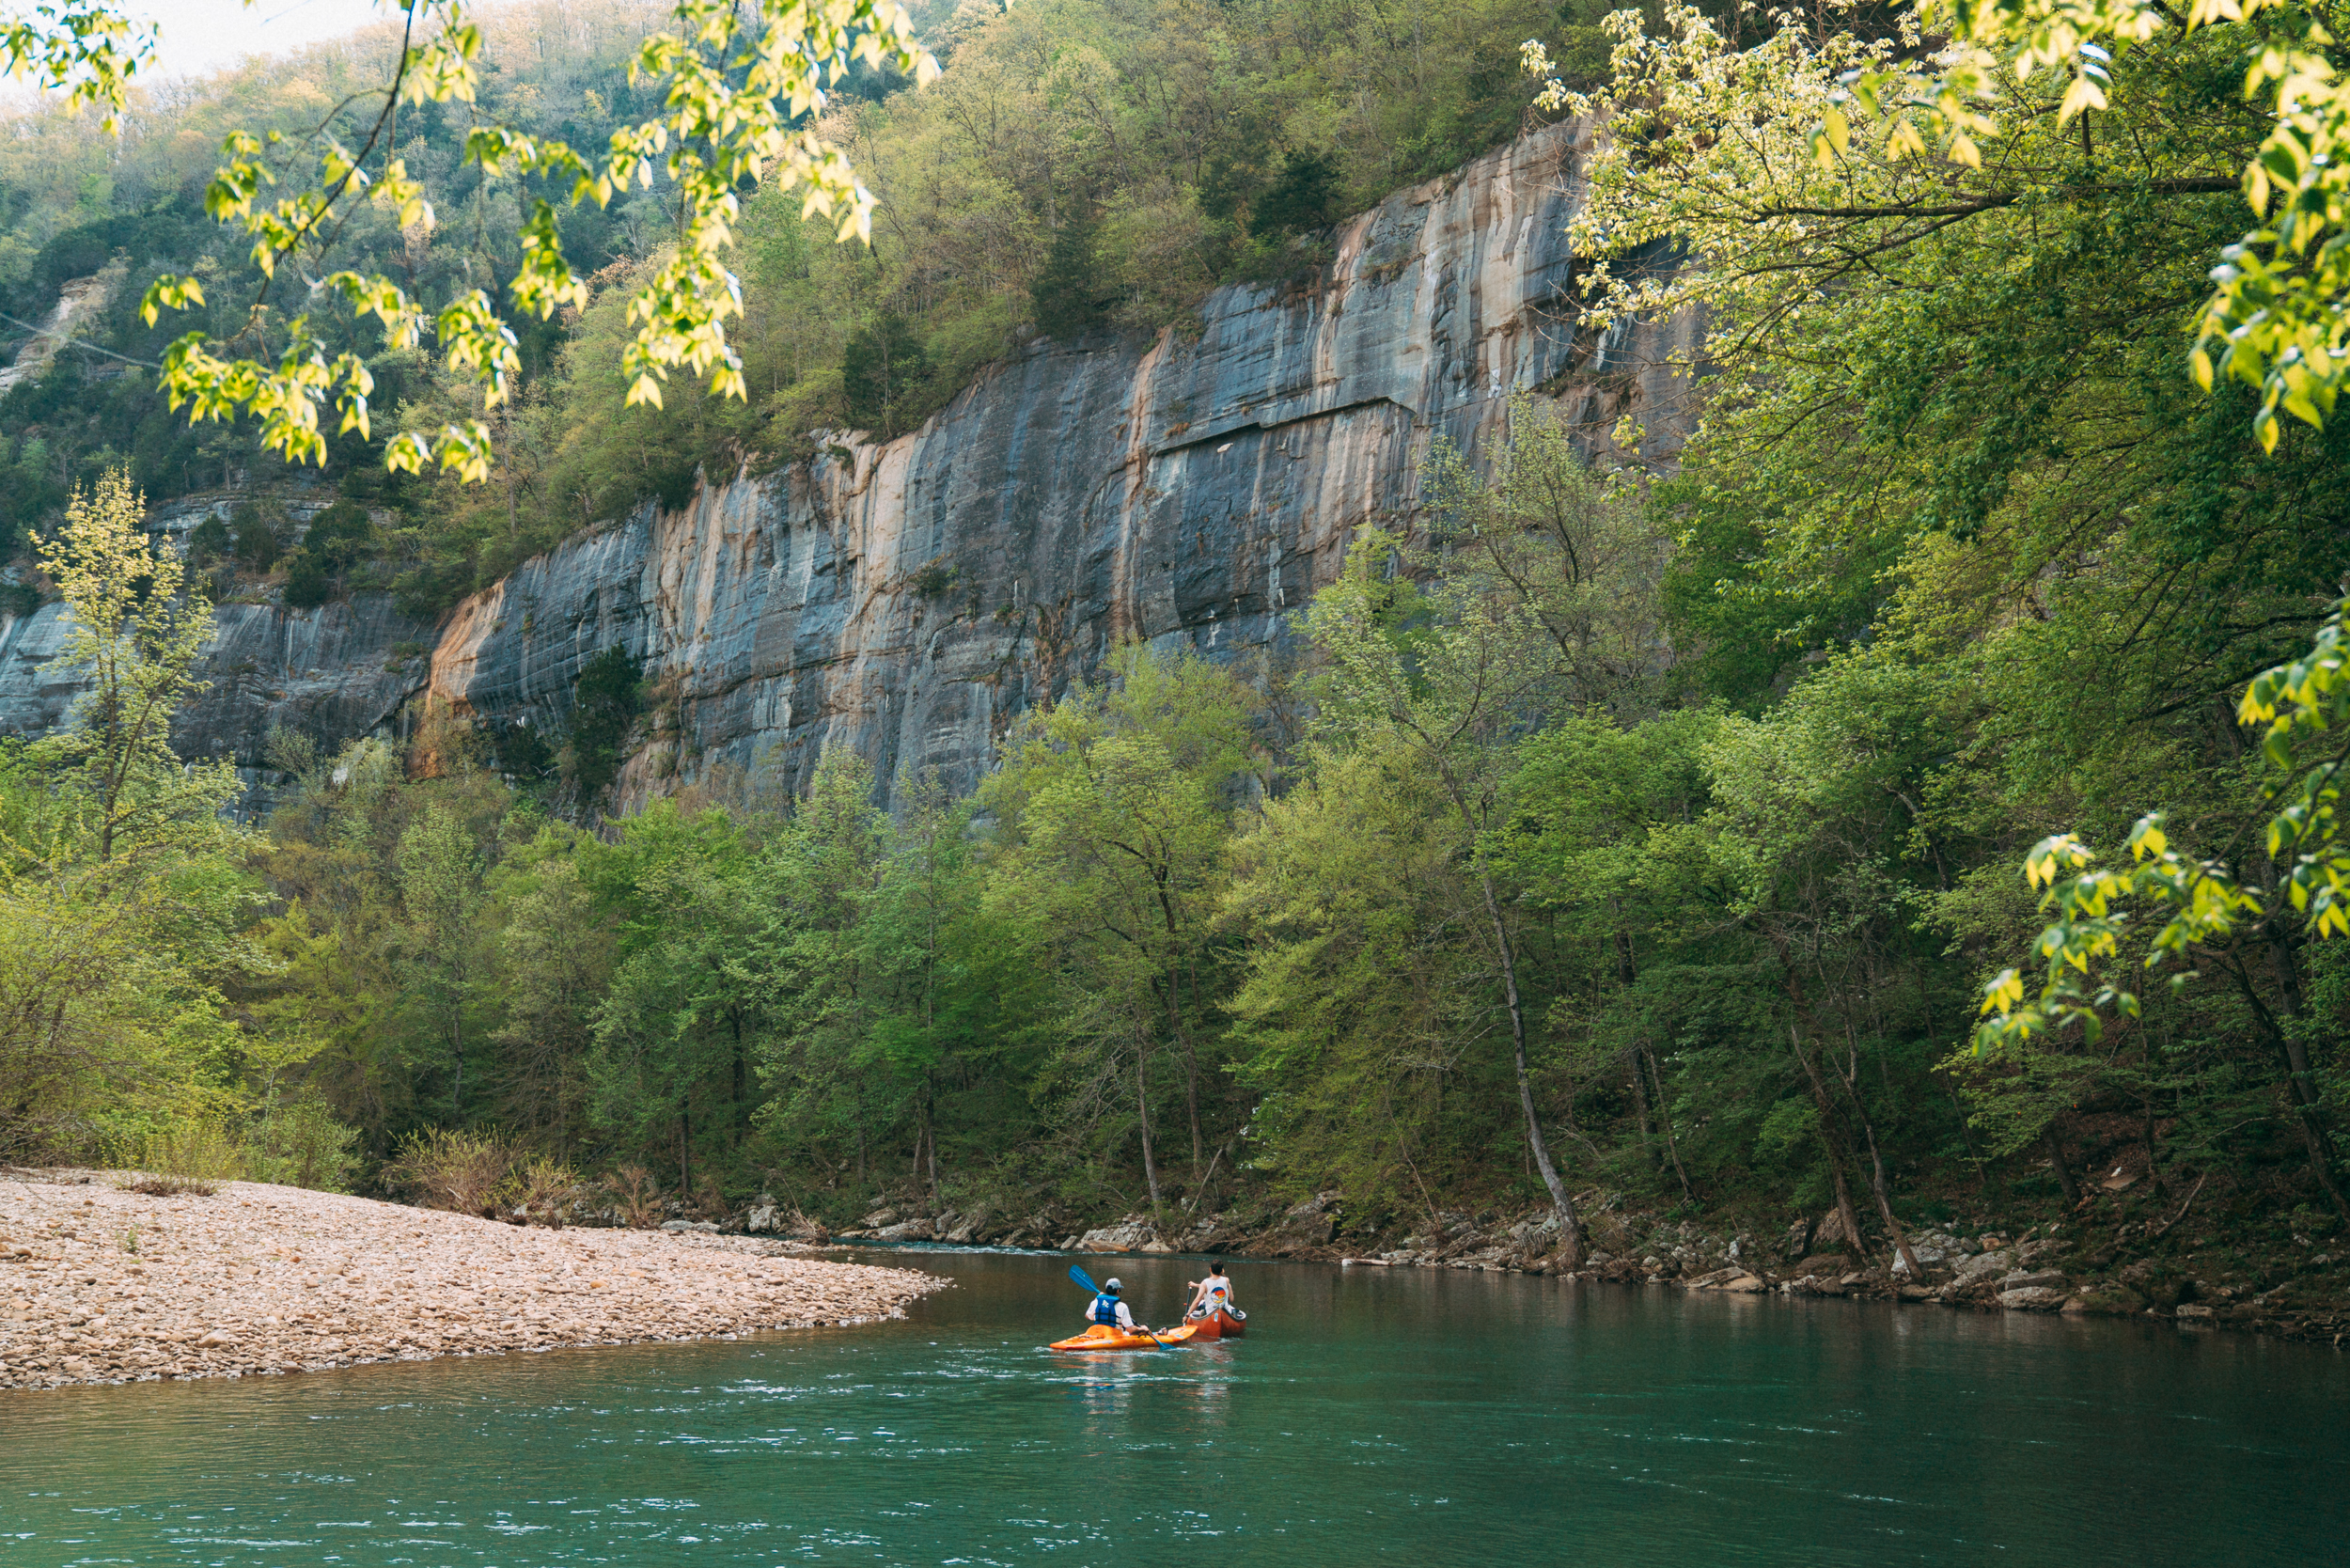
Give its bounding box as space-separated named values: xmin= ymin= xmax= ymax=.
xmin=1091 ymin=1293 xmax=1120 ymax=1325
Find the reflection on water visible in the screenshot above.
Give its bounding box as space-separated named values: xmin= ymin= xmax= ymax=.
xmin=5 ymin=1247 xmax=2345 ymax=1565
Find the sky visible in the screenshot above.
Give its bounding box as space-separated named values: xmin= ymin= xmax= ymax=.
xmin=123 ymin=0 xmax=396 ymax=82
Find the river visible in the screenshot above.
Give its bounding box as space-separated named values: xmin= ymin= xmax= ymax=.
xmin=7 ymin=1247 xmax=2342 ymax=1564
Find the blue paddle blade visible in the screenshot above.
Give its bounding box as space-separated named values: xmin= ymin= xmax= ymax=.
xmin=1067 ymin=1262 xmax=1101 ymax=1295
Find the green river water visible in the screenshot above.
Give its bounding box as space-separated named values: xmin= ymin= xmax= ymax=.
xmin=6 ymin=1247 xmax=2343 ymax=1565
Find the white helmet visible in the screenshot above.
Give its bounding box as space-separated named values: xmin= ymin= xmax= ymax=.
xmin=1104 ymin=1278 xmax=1122 ymax=1294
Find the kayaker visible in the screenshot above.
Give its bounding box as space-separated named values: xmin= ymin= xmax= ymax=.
xmin=1087 ymin=1278 xmax=1143 ymax=1333
xmin=1185 ymin=1262 xmax=1233 ymax=1320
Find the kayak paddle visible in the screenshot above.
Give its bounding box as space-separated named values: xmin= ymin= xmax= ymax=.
xmin=1066 ymin=1262 xmax=1166 ymax=1349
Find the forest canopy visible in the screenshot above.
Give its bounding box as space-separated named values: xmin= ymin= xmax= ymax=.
xmin=2 ymin=0 xmax=2348 ymax=1278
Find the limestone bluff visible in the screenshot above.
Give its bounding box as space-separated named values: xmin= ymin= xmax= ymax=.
xmin=0 ymin=122 xmax=1697 ymax=809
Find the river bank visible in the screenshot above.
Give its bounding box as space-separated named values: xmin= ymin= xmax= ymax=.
xmin=0 ymin=1169 xmax=946 ymax=1392
xmin=804 ymin=1187 xmax=2350 ymax=1347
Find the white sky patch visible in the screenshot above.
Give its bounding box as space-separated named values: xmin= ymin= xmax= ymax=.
xmin=129 ymin=0 xmax=394 ymax=80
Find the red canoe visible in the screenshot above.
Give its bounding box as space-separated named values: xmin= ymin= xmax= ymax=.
xmin=1185 ymin=1307 xmax=1248 ymax=1339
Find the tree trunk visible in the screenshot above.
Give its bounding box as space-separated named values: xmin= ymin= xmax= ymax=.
xmin=2041 ymin=1123 xmax=2082 ymax=1209
xmin=1476 ymin=864 xmax=1581 ymax=1266
xmin=1137 ymin=1038 xmax=1162 ymax=1212
xmin=1427 ymin=760 xmax=1581 ymax=1264
xmin=1791 ymin=1026 xmax=1868 ymax=1261
xmin=1646 ymin=1045 xmax=1694 ymax=1203
xmin=1161 ymin=973 xmax=1204 ymax=1172
xmin=2226 ymin=953 xmax=2350 ymax=1221
xmin=1626 ymin=1049 xmax=1656 ymax=1165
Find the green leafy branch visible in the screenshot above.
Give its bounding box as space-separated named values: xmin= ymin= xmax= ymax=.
xmin=1977 ymin=596 xmax=2350 ymax=1046
xmin=1525 ymin=0 xmax=2350 ymax=450
xmin=58 ymin=0 xmax=936 ymax=482
xmin=0 ymin=1 xmax=152 ymax=133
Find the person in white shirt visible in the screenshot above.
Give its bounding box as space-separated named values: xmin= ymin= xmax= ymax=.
xmin=1185 ymin=1262 xmax=1233 ymax=1320
xmin=1085 ymin=1278 xmax=1144 ymax=1332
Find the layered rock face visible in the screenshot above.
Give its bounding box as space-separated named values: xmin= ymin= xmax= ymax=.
xmin=0 ymin=492 xmax=434 ymax=811
xmin=0 ymin=121 xmax=1700 ymax=808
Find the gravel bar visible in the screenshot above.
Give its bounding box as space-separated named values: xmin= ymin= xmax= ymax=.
xmin=0 ymin=1171 xmax=947 ymax=1392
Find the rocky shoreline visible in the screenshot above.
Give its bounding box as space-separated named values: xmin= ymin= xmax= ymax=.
xmin=0 ymin=1170 xmax=946 ymax=1393
xmin=809 ymin=1191 xmax=2350 ymax=1347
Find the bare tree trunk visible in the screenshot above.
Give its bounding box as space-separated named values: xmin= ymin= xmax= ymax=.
xmin=1791 ymin=1026 xmax=1868 ymax=1259
xmin=1646 ymin=1046 xmax=1694 ymax=1203
xmin=1626 ymin=1049 xmax=1656 ymax=1164
xmin=1475 ymin=864 xmax=1581 ymax=1266
xmin=2041 ymin=1124 xmax=2082 ymax=1209
xmin=2227 ymin=953 xmax=2350 ymax=1220
xmin=1137 ymin=1039 xmax=1162 ymax=1212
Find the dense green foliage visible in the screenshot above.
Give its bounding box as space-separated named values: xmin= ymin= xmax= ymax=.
xmin=0 ymin=0 xmax=1598 ymax=620
xmin=8 ymin=0 xmax=2350 ymax=1262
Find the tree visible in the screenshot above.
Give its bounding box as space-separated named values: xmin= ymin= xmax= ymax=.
xmin=1250 ymin=149 xmax=1339 ymax=237
xmin=486 ymin=827 xmax=611 ymax=1152
xmin=0 ymin=469 xmax=258 ymax=1159
xmin=1975 ymin=598 xmax=2350 ymax=1219
xmin=1422 ymin=396 xmax=1665 ymax=719
xmin=1305 ymin=529 xmax=1590 ymax=1262
xmin=1030 ymin=206 xmax=1108 ymax=340
xmin=1523 ymin=0 xmax=2350 ymax=453
xmin=5 ymin=0 xmax=939 ymax=480
xmin=980 ymin=646 xmax=1260 ymax=1210
xmin=840 ymin=314 xmax=931 ymax=434
xmin=398 ymin=803 xmax=486 ymax=1117
xmin=567 ymin=645 xmax=643 ymax=807
xmin=34 ymin=467 xmax=243 ymax=863
xmin=581 ymin=800 xmax=762 ymax=1192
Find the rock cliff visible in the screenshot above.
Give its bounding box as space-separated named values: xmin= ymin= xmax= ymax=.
xmin=0 ymin=120 xmax=1700 ymax=808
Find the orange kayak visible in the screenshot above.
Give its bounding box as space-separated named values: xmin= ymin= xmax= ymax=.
xmin=1048 ymin=1323 xmax=1198 ymax=1352
xmin=1185 ymin=1308 xmax=1247 ymax=1339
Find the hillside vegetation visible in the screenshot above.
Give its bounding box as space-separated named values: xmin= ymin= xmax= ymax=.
xmin=0 ymin=0 xmax=1613 ymax=615
xmin=4 ymin=0 xmax=2349 ymax=1306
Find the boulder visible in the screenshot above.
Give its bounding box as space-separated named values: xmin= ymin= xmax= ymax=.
xmin=1997 ymin=1267 xmax=2068 ymax=1293
xmin=1997 ymin=1286 xmax=2069 ymax=1311
xmin=2072 ymin=1282 xmax=2149 ymax=1316
xmin=1076 ymin=1215 xmax=1157 ymax=1252
xmin=875 ymin=1217 xmax=933 ymax=1242
xmin=2174 ymin=1302 xmax=2217 ymax=1321
xmin=1717 ymin=1273 xmax=1766 ymax=1294
xmin=1272 ymin=1193 xmax=1341 ymax=1248
xmin=2119 ymin=1260 xmax=2188 ymax=1309
xmin=1952 ymin=1249 xmax=2014 ymax=1283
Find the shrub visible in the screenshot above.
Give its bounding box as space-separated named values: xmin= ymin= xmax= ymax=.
xmin=231 ymin=503 xmax=280 ymax=571
xmin=567 ymin=645 xmax=643 ymax=804
xmin=125 ymin=1121 xmax=244 ymax=1197
xmin=515 ymin=1156 xmax=582 ymax=1225
xmin=608 ymin=1163 xmax=663 ymax=1228
xmin=186 ymin=515 xmax=232 ymax=566
xmin=281 ymin=550 xmax=333 ymax=609
xmin=385 ymin=1127 xmax=517 ymax=1214
xmin=1250 ymin=149 xmax=1340 ymax=237
xmin=243 ymin=1098 xmax=362 ymax=1192
xmin=301 ymin=499 xmax=374 ymax=570
xmin=841 ymin=313 xmax=929 ymax=434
